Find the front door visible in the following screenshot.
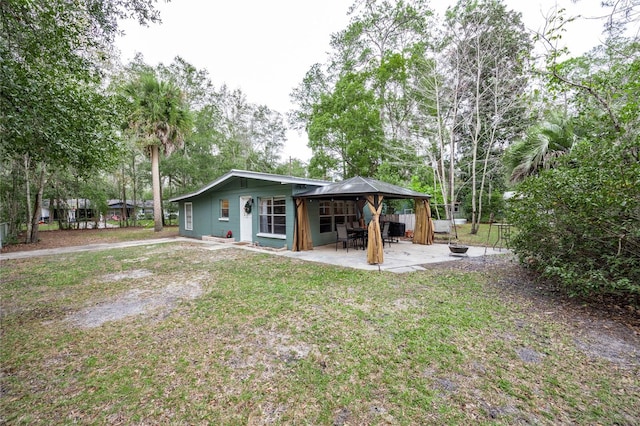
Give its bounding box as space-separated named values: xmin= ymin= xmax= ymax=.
xmin=239 ymin=196 xmax=253 ymax=242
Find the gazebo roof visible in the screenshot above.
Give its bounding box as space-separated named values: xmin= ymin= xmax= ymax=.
xmin=296 ymin=176 xmax=431 ymax=200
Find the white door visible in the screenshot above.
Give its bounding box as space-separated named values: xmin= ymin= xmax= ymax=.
xmin=239 ymin=196 xmax=253 ymax=242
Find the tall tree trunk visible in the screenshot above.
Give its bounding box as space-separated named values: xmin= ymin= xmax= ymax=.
xmin=132 ymin=151 xmax=137 ymax=227
xmin=30 ymin=164 xmax=46 ymax=242
xmin=24 ymin=159 xmax=46 ymax=244
xmin=470 ymin=44 xmax=483 ymax=235
xmin=24 ymin=155 xmax=33 ymax=243
xmin=151 ymin=144 xmax=163 ymax=232
xmin=432 ymin=65 xmax=449 ymax=219
xmin=121 ymin=162 xmax=127 ymax=228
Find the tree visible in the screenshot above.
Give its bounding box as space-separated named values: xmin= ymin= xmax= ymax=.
xmin=503 ymin=111 xmax=577 ymax=183
xmin=123 ymin=73 xmax=192 ymax=232
xmin=307 ymin=72 xmax=385 ymax=178
xmin=0 ymin=0 xmax=159 ymax=242
xmin=508 ymin=9 xmax=640 ymax=298
xmin=443 ymin=0 xmax=532 ymax=233
xmin=291 ymin=0 xmax=434 ymax=181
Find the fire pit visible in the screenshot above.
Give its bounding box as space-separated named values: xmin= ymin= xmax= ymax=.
xmin=448 ymin=244 xmax=469 ymax=255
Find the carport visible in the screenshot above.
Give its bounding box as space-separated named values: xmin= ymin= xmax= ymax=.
xmin=292 ymin=176 xmax=434 ymax=265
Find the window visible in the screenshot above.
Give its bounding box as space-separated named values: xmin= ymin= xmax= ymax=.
xmin=184 ymin=202 xmax=193 ymax=230
xmin=259 ymin=197 xmax=286 ymax=235
xmin=319 ymin=200 xmax=332 ymax=233
xmin=319 ymin=200 xmax=358 ymax=233
xmin=220 ymin=199 xmax=229 ymax=220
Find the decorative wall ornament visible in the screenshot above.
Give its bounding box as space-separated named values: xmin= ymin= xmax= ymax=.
xmin=244 ymin=199 xmax=253 ymax=214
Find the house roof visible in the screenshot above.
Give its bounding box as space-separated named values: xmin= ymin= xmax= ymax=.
xmin=296 ymin=176 xmax=431 ymax=200
xmin=168 ymin=169 xmax=332 ymax=203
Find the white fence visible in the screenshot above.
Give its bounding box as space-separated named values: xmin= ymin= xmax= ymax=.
xmin=382 ymin=215 xmax=457 ymax=234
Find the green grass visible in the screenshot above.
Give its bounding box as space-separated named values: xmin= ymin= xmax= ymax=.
xmin=1 ymin=243 xmax=637 ymax=424
xmin=434 ymin=222 xmax=514 ymax=247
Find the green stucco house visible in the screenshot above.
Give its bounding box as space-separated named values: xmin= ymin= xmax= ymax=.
xmin=169 ymin=170 xmax=338 ymax=249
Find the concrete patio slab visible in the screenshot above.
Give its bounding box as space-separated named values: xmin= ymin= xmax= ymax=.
xmin=277 ymin=240 xmax=510 ymax=273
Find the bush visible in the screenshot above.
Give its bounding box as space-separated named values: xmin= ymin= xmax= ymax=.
xmin=507 ymin=139 xmax=640 ymax=299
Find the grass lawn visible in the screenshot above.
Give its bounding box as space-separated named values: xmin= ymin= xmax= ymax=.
xmin=433 ymin=222 xmax=511 ymax=248
xmin=1 ymin=242 xmax=638 ymax=424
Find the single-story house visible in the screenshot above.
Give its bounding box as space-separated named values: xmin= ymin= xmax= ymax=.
xmin=168 ymin=170 xmax=333 ymax=250
xmin=41 ymin=199 xmax=95 ymax=222
xmin=169 ymin=170 xmax=435 ymax=264
xmin=106 ymin=200 xmax=158 ymax=220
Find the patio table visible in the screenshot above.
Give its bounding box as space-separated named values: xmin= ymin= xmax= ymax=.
xmin=347 ymin=227 xmax=368 ymax=250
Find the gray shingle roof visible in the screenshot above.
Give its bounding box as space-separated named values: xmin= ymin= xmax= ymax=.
xmin=296 ymin=176 xmax=430 ymax=200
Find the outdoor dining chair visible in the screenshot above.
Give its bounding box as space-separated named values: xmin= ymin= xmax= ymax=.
xmin=382 ymin=222 xmax=393 ymax=247
xmin=336 ymin=223 xmax=358 ymax=252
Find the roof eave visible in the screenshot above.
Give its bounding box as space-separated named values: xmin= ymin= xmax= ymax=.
xmin=168 ymin=169 xmax=332 ymax=203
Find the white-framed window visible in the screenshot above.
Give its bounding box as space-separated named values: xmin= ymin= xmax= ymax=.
xmin=259 ymin=196 xmax=286 ymax=235
xmin=220 ymin=199 xmax=229 ymax=220
xmin=184 ymin=202 xmax=193 ymax=230
xmin=319 ymin=200 xmax=332 ymax=233
xmin=319 ymin=200 xmax=357 ymax=233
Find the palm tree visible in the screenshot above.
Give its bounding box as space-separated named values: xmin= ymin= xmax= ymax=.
xmin=503 ymin=111 xmax=576 ymax=184
xmin=125 ymin=73 xmax=192 ymax=232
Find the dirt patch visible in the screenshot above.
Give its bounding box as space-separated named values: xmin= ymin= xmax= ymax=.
xmin=67 ymin=280 xmax=203 ymax=328
xmin=102 ymin=269 xmax=153 ymax=281
xmin=225 ymin=328 xmax=315 ymax=381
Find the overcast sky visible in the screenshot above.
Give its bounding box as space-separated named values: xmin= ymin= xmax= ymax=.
xmin=115 ymin=0 xmax=609 ymax=161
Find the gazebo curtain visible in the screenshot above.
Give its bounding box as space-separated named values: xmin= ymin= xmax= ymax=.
xmin=413 ymin=198 xmax=434 ymax=245
xmin=366 ymin=195 xmax=384 ymax=264
xmin=292 ymin=198 xmax=313 ymax=251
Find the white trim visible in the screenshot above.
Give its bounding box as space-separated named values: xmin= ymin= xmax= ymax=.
xmin=256 ymin=232 xmax=286 ymax=240
xmin=184 ymin=202 xmax=193 ymax=231
xmin=218 ymin=217 xmax=229 ymax=222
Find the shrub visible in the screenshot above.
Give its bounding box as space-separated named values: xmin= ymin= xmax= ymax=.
xmin=507 ymin=139 xmax=640 ymax=299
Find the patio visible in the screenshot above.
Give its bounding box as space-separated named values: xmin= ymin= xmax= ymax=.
xmin=279 ymin=239 xmax=510 ymax=273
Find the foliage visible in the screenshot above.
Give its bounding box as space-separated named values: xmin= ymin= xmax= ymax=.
xmin=292 ymin=0 xmax=434 ymax=180
xmin=443 ymin=0 xmax=533 ymax=233
xmin=307 ymin=72 xmax=385 ymax=178
xmin=508 ymin=138 xmax=640 ymax=297
xmin=121 ymin=71 xmax=193 ymax=232
xmin=510 ymin=23 xmax=640 ymax=298
xmin=0 ymin=0 xmax=158 ymax=242
xmin=503 ymin=110 xmax=577 ymax=184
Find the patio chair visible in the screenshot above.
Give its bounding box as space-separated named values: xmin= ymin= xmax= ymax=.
xmin=336 ymin=223 xmax=358 ymax=252
xmin=382 ymin=222 xmax=393 ymax=247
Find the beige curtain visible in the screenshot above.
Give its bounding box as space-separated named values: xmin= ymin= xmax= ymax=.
xmin=366 ymin=195 xmax=384 ymax=264
xmin=292 ymin=198 xmax=313 ymax=251
xmin=413 ymin=198 xmax=434 ymax=245
xmin=425 ymin=199 xmax=434 ymax=244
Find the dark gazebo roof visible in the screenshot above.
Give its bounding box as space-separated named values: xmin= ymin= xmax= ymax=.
xmin=296 ymin=176 xmax=431 ymax=200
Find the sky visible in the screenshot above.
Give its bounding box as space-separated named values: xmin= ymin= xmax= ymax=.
xmin=115 ymin=0 xmax=609 ymax=161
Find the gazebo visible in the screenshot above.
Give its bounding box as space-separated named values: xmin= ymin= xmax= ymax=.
xmin=292 ymin=176 xmax=435 ymax=265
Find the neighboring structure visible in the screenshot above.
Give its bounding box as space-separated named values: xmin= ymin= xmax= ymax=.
xmin=106 ymin=200 xmax=155 ymax=220
xmin=168 ymin=170 xmax=332 ymax=250
xmin=41 ymin=199 xmax=95 ymax=223
xmin=106 ymin=200 xmax=135 ymax=220
xmin=40 ymin=199 xmax=160 ymax=223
